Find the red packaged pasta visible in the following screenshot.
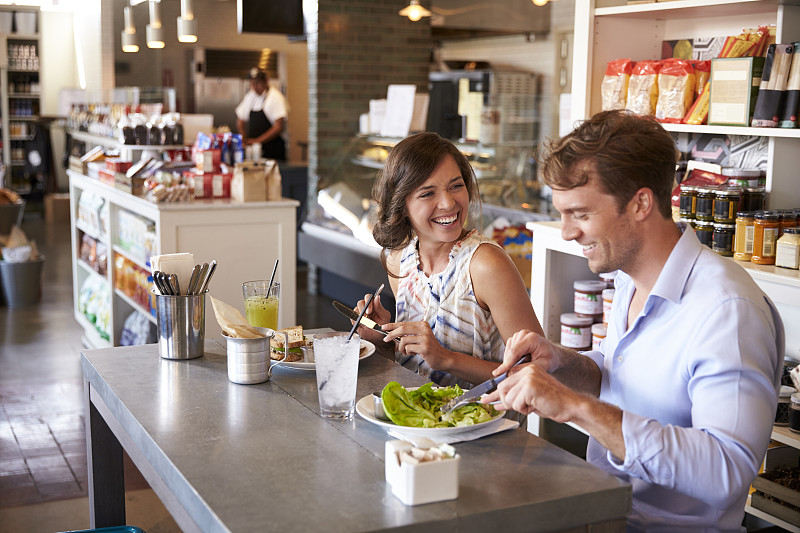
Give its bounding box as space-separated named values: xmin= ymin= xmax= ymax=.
xmin=601 ymin=58 xmax=633 ymax=111
xmin=656 ymin=59 xmax=696 ymax=123
xmin=626 ymin=60 xmax=660 ymax=116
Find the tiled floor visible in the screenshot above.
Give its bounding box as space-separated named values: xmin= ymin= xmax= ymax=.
xmin=0 ymin=210 xmax=339 ymax=530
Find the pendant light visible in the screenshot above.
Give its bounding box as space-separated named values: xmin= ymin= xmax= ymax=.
xmin=398 ymin=0 xmax=431 ymax=22
xmin=121 ymin=4 xmax=139 ymax=53
xmin=146 ymin=0 xmax=165 ymax=49
xmin=177 ymin=0 xmax=198 ymax=43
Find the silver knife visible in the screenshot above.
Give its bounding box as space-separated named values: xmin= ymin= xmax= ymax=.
xmin=440 ymin=354 xmax=532 ymax=414
xmin=187 ymin=265 xmax=201 ymax=295
xmin=332 ymin=300 xmax=401 ymax=344
xmin=333 ymin=300 xmax=386 ymax=335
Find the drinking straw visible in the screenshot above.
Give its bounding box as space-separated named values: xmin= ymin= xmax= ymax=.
xmin=347 ymin=283 xmax=384 ymax=341
xmin=267 ymin=259 xmax=279 ymax=294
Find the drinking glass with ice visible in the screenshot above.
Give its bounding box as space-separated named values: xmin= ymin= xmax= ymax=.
xmin=314 ymin=334 xmax=360 ymax=419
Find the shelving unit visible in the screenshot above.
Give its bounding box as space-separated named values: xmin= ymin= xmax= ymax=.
xmin=0 ymin=5 xmax=41 ymax=194
xmin=530 ymin=1 xmax=800 ymax=527
xmin=69 ymin=171 xmax=299 ymax=349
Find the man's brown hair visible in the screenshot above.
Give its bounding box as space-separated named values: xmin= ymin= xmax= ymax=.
xmin=539 ymin=110 xmax=677 ymax=218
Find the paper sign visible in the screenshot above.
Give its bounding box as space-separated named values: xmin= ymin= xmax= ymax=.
xmin=369 ymin=99 xmax=387 ymax=135
xmin=410 ymin=93 xmax=430 ymax=133
xmin=381 ymin=85 xmax=417 ymax=138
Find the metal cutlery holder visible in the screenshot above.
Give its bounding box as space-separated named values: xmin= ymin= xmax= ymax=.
xmin=155 ymin=291 xmax=206 ymax=360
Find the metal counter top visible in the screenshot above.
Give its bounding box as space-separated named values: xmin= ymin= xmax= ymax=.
xmin=82 ymin=333 xmax=630 ymax=532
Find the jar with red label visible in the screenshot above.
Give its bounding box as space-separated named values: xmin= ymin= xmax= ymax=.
xmin=560 ymin=313 xmax=594 ymax=351
xmin=602 ymin=288 xmax=615 ymax=326
xmin=591 ymin=323 xmax=607 ymax=351
xmin=573 ymin=280 xmax=605 ymax=320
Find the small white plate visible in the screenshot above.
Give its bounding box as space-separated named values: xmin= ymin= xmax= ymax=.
xmin=274 ymin=338 xmax=376 ymax=371
xmin=355 ymin=393 xmax=504 ymax=438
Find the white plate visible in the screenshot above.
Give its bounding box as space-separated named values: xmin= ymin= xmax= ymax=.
xmin=355 ymin=392 xmax=504 ymax=437
xmin=274 ymin=339 xmax=375 ymax=370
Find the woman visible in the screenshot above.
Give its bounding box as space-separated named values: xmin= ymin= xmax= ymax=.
xmin=355 ymin=132 xmax=543 ymax=388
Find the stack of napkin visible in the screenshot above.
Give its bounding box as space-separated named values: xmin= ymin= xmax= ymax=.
xmin=210 ymin=295 xmax=267 ymax=338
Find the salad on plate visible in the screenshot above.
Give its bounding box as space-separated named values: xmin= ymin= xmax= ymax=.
xmin=380 ymin=381 xmax=498 ymax=429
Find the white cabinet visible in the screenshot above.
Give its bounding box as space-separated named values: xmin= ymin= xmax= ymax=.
xmin=69 ymin=171 xmax=299 ymax=348
xmin=529 ymin=2 xmax=800 ymax=526
xmin=572 ymin=0 xmax=800 ymax=210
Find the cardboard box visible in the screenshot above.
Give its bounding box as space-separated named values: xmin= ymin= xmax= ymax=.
xmin=44 ymin=193 xmax=70 ymax=224
xmin=709 ymin=56 xmax=765 ymax=126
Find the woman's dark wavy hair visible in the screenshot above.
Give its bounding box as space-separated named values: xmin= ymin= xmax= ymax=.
xmin=539 ymin=110 xmax=677 ymax=218
xmin=371 ymin=132 xmax=481 ymax=276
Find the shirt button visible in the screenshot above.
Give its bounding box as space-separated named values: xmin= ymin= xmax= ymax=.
xmin=617 ymin=355 xmax=623 ymax=362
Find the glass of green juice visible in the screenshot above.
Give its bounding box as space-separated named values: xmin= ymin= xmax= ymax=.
xmin=242 ymin=280 xmax=280 ymax=330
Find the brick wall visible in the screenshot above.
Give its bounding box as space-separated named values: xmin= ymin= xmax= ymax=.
xmin=308 ymin=0 xmax=431 ymax=188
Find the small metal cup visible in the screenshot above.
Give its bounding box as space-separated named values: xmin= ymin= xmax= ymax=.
xmin=223 ymin=327 xmax=275 ymax=384
xmin=373 ymin=392 xmax=390 ymax=421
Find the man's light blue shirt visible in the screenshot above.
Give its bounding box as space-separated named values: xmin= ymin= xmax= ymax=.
xmin=583 ymin=223 xmax=785 ymax=532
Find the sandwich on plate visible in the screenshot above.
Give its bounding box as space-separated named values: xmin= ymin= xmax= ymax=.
xmin=269 ymin=325 xmax=310 ymax=362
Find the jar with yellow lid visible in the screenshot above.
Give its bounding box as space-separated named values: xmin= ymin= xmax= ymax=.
xmin=713 ymin=188 xmax=740 ymax=224
xmin=752 ymin=211 xmax=780 ymax=265
xmin=741 ymin=187 xmax=765 ymax=212
xmin=694 ymin=221 xmax=714 ymax=248
xmin=695 ymin=187 xmax=716 ymax=222
xmin=776 ymin=227 xmax=800 ymax=269
xmin=733 ymin=211 xmax=756 ymax=261
xmin=712 ymin=223 xmax=735 ymax=256
xmin=679 ymin=185 xmax=697 ymax=220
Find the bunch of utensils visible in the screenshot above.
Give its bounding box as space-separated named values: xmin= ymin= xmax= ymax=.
xmin=153 ymin=260 xmax=217 ymax=296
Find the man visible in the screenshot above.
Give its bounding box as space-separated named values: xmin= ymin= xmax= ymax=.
xmin=484 ymin=110 xmax=785 ymax=532
xmin=235 ymin=68 xmax=289 ymax=160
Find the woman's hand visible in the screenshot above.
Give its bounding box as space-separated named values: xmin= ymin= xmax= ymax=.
xmin=382 ymin=321 xmax=453 ymax=370
xmin=354 ymin=293 xmax=392 ymax=344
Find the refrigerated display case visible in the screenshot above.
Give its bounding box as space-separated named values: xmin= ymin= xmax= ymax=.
xmin=300 ymin=134 xmax=557 ymax=304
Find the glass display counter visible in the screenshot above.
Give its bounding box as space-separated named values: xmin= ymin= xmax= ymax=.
xmin=306 ymin=134 xmax=557 ymax=248
xmin=300 ymin=135 xmax=557 ymax=304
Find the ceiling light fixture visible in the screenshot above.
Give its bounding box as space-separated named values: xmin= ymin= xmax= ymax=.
xmin=532 ymin=0 xmax=550 ymax=5
xmin=398 ymin=0 xmax=432 ymax=22
xmin=121 ymin=4 xmax=139 ymax=53
xmin=146 ymin=0 xmax=165 ymax=49
xmin=177 ymin=0 xmax=198 ymax=43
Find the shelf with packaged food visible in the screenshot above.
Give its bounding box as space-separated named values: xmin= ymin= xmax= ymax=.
xmin=574 ymin=0 xmax=800 ymax=211
xmin=112 ymin=244 xmax=152 ymax=273
xmin=69 ymin=170 xmax=298 ymax=346
xmin=75 ymin=219 xmax=108 ymax=245
xmin=76 ymin=257 xmax=108 ymax=286
xmin=75 ymin=312 xmax=112 ymax=350
xmin=68 ymin=130 xmax=186 ymax=152
xmin=0 ymin=10 xmax=41 ymax=193
xmin=115 ymin=288 xmax=156 ymax=325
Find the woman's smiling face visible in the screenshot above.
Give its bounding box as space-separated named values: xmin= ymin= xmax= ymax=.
xmin=404 ymin=155 xmax=469 ymax=246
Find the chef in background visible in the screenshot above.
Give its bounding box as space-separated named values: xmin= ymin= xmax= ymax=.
xmin=485 ymin=109 xmax=785 ymax=532
xmin=235 ymin=67 xmax=289 ymax=161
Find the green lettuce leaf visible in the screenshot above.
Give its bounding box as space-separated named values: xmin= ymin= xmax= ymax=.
xmin=380 ymin=382 xmax=498 ymax=428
